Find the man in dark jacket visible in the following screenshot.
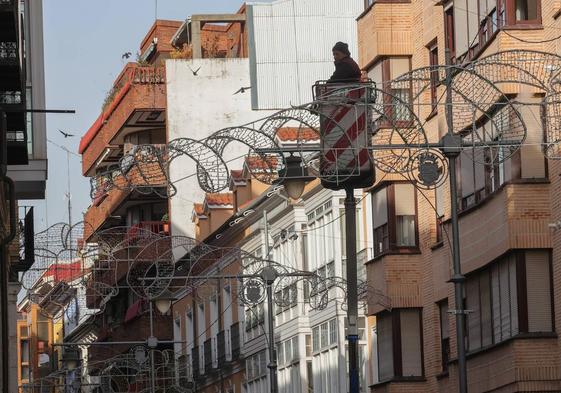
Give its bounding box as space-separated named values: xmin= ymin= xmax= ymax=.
xmin=328 ymin=41 xmax=361 ymax=83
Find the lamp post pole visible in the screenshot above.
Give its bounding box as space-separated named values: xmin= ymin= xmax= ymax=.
xmin=263 ymin=210 xmax=278 ymax=393
xmin=442 ymin=45 xmax=468 ymax=393
xmin=345 ymin=187 xmax=360 ymax=393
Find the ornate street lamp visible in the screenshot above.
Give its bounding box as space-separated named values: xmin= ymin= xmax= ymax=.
xmin=276 ymin=155 xmax=314 ymax=200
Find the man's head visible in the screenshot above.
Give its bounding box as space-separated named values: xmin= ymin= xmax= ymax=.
xmin=332 ymin=41 xmax=350 ymax=61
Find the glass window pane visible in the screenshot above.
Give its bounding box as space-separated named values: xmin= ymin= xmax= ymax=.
xmin=320 ymin=323 xmax=329 ymax=349
xmin=329 ymin=319 xmax=337 ymax=345
xmin=377 ymin=313 xmax=394 ymax=381
xmin=526 ymin=250 xmax=553 ymax=332
xmin=400 ymin=310 xmax=423 ymax=377
xmin=516 ymin=0 xmax=538 ymax=21
xmin=396 ymin=215 xmax=416 ymax=246
xmin=312 ymin=327 xmax=319 ymax=352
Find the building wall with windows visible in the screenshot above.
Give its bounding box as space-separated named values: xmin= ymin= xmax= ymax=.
xmin=358 ymin=0 xmax=561 ymax=392
xmin=238 ymin=182 xmax=373 ymax=393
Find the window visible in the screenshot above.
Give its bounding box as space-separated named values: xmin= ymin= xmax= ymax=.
xmin=372 ymin=183 xmax=418 ymax=257
xmin=312 ymin=319 xmax=339 ymax=353
xmin=329 ymin=319 xmax=337 ymax=345
xmin=465 ymin=250 xmax=553 ymax=353
xmin=444 ymin=5 xmax=455 ymax=61
xmin=438 ymin=301 xmax=450 ymax=373
xmin=457 ymin=148 xmax=519 ymax=211
xmin=514 ymin=0 xmax=540 ymax=23
xmin=307 ymin=200 xmax=335 ymax=273
xmin=435 ymin=185 xmax=445 ymax=243
xmin=305 ymin=334 xmax=312 ymax=357
xmin=367 ymin=57 xmax=412 ymax=125
xmin=376 ymin=309 xmax=423 ymax=381
xmin=428 ymin=42 xmax=439 ymax=112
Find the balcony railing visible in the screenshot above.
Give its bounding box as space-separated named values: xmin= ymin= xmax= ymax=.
xmin=125 ymin=221 xmax=169 ymax=243
xmin=0 ymin=42 xmax=16 ymax=64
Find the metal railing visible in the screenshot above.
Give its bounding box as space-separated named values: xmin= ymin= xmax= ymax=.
xmin=125 ymin=221 xmax=169 ymax=243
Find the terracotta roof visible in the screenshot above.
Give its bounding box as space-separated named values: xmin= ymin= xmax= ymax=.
xmin=193 ymin=203 xmax=205 ymax=215
xmin=205 ymin=192 xmax=233 ymax=206
xmin=276 ymin=127 xmax=319 ymax=142
xmin=244 ymin=156 xmax=279 ymax=172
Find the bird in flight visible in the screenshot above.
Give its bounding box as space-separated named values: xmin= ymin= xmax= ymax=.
xmin=58 ymin=129 xmax=75 ymax=138
xmin=233 ymin=86 xmax=252 ymax=95
xmin=188 ymin=65 xmax=201 ymax=76
xmin=122 ymin=52 xmax=132 ymax=60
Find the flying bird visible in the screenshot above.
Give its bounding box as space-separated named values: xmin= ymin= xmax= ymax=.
xmin=122 ymin=52 xmax=132 ymax=60
xmin=233 ymin=86 xmax=252 ymax=95
xmin=58 ymin=129 xmax=75 ymax=138
xmin=188 ymin=65 xmax=201 ymax=76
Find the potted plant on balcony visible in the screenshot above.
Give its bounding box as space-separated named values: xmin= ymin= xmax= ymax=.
xmin=161 ymin=213 xmax=169 ymax=234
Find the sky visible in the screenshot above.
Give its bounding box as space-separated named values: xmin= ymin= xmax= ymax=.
xmin=28 ymin=0 xmax=265 ymax=233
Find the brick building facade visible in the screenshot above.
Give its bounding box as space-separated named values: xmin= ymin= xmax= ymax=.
xmin=358 ymin=0 xmax=561 ymax=392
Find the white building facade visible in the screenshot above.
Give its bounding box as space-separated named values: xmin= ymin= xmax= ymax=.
xmin=240 ymin=184 xmax=373 ymax=393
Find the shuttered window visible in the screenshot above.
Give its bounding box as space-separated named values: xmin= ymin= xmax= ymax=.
xmin=480 ymin=271 xmax=493 ymax=347
xmin=467 ymin=278 xmax=482 ymax=350
xmin=525 ymin=251 xmax=552 ymax=332
xmin=465 ymin=250 xmax=552 ymax=353
xmin=372 ymin=183 xmax=418 ymax=257
xmin=439 ymin=301 xmax=450 ymax=372
xmin=376 ymin=309 xmax=423 ymax=381
xmin=377 ymin=313 xmax=394 ymax=381
xmin=400 ymin=310 xmax=423 ymax=376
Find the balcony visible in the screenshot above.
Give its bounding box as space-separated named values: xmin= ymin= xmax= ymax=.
xmin=80 ymin=64 xmax=167 ymax=176
xmin=84 ymin=157 xmax=169 ymax=240
xmin=357 ymin=1 xmax=413 ymax=69
xmin=86 ymin=225 xmax=170 ymax=308
xmin=88 ymin=309 xmax=173 ymax=363
xmin=435 ymin=336 xmax=561 ymax=392
xmin=367 ymin=182 xmax=551 ymax=314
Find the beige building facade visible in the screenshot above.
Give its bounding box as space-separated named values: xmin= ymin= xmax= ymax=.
xmin=358 ymin=0 xmax=561 ymax=392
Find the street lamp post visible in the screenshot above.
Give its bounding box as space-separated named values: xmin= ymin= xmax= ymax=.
xmin=277 ymin=155 xmax=362 ymax=393
xmin=344 ymin=187 xmax=360 ymax=393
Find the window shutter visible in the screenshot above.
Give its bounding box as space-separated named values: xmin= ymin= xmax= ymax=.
xmin=479 ymin=271 xmax=493 ymax=347
xmin=499 ymin=259 xmax=512 ymax=339
xmin=460 ymin=150 xmax=475 ymax=198
xmin=467 ymin=1 xmax=480 ymax=47
xmin=440 ymin=302 xmax=449 ymax=339
xmin=399 ymin=310 xmax=422 ymax=377
xmin=371 ymin=326 xmax=379 ymax=384
xmin=474 ymin=149 xmax=486 ymax=192
xmin=454 ymin=0 xmax=470 ymax=55
xmin=394 ymin=184 xmax=416 ymax=216
xmin=390 ymin=58 xmax=410 ymax=79
xmin=368 ymin=62 xmax=383 ymax=88
xmin=508 ymin=255 xmax=519 ymax=335
xmin=525 ymin=251 xmax=552 ymax=332
xmin=466 ymin=278 xmax=481 ymax=351
xmin=377 ymin=314 xmax=394 ymax=381
xmin=373 ymin=188 xmax=388 ymax=228
xmin=435 ymin=185 xmax=445 ymax=217
xmin=491 ymin=264 xmax=502 ymax=342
